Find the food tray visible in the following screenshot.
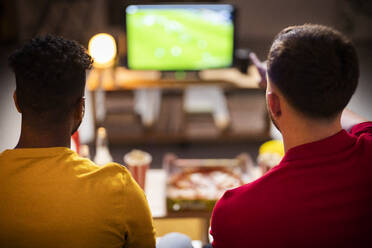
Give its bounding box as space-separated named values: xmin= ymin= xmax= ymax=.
xmin=163 ymin=153 xmax=253 ymax=212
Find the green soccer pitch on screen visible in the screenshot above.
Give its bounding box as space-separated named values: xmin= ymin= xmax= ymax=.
xmin=125 ymin=4 xmax=235 ymax=71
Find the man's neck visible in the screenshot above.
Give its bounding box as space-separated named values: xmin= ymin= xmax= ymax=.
xmin=281 ymin=117 xmax=342 ymax=153
xmin=15 ymin=121 xmax=71 ymax=149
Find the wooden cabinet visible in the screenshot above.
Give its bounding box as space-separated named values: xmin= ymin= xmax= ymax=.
xmin=87 ymin=66 xmax=270 ymax=144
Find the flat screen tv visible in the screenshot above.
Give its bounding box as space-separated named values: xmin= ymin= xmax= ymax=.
xmin=125 ymin=4 xmax=235 ymax=71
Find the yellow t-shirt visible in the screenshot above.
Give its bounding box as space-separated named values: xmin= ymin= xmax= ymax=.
xmin=0 ymin=147 xmax=156 ymax=248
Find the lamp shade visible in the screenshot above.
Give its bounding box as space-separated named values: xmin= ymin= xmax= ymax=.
xmin=88 ymin=33 xmax=117 ymax=68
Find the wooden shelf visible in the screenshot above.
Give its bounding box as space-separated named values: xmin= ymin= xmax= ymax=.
xmin=94 ymin=90 xmax=270 ymax=145
xmin=87 ymin=66 xmax=261 ymax=90
xmin=87 ymin=66 xmax=269 ymax=144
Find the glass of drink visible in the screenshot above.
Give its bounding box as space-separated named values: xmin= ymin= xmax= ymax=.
xmin=124 ymin=149 xmax=152 ymax=190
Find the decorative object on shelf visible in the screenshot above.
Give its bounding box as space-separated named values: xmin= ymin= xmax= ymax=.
xmin=257 ymin=139 xmax=284 ymax=175
xmin=93 ymin=127 xmax=113 ymax=165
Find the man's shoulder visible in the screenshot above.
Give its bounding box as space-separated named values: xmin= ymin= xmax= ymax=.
xmin=214 ymin=167 xmax=283 ymax=214
xmin=211 ymin=168 xmax=286 ymax=244
xmin=350 ymin=121 xmax=372 ymax=138
xmin=349 ymin=122 xmax=372 ymax=156
xmin=72 ymin=158 xmax=134 ymax=189
xmin=74 ymin=158 xmax=129 ymax=176
xmin=65 ymin=151 xmax=130 ymax=178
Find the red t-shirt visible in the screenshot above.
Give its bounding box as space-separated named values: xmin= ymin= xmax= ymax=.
xmin=211 ymin=122 xmax=372 ymax=248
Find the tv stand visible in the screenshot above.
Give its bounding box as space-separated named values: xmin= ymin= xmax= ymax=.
xmin=87 ymin=66 xmax=270 ymax=144
xmin=161 ymin=71 xmax=229 ymax=129
xmin=183 ymin=86 xmax=230 ymax=130
xmin=161 ymin=71 xmax=200 ymax=81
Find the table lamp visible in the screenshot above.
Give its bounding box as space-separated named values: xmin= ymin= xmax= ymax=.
xmin=88 ymin=33 xmax=117 ymax=69
xmin=88 ymin=33 xmax=117 ymax=123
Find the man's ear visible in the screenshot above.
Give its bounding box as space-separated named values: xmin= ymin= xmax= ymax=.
xmin=76 ymin=97 xmax=85 ymax=122
xmin=13 ymin=91 xmax=22 ymax=113
xmin=267 ymin=92 xmax=282 ymax=118
xmin=71 ymin=97 xmax=85 ymax=135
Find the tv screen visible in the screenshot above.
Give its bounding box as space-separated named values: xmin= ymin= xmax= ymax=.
xmin=125 ymin=4 xmax=235 ymax=71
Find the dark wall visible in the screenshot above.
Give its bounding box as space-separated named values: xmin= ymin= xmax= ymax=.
xmin=6 ymin=0 xmax=372 ymax=46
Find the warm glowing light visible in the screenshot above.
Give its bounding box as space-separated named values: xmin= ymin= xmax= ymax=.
xmin=88 ymin=33 xmax=117 ymax=68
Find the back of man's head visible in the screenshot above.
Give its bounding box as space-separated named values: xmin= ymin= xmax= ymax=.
xmin=267 ymin=24 xmax=359 ymax=120
xmin=8 ymin=35 xmax=93 ymax=123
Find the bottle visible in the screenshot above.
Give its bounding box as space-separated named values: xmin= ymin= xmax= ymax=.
xmin=94 ymin=127 xmax=113 ymax=165
xmin=80 ymin=145 xmax=91 ymax=159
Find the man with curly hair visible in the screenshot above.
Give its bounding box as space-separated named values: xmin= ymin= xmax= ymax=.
xmin=0 ymin=35 xmax=156 ymax=248
xmin=211 ymin=24 xmax=372 ymax=247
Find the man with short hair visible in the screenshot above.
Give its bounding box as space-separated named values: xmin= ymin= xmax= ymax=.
xmin=211 ymin=24 xmax=372 ymax=247
xmin=0 ymin=35 xmax=156 ymax=248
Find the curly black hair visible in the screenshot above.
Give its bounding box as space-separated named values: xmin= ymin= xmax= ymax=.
xmin=8 ymin=34 xmax=93 ymax=119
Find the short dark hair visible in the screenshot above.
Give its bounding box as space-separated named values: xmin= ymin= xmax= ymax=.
xmin=267 ymin=24 xmax=359 ymax=119
xmin=8 ymin=34 xmax=93 ymax=120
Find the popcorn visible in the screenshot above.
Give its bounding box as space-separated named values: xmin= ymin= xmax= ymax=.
xmin=124 ymin=149 xmax=152 ymax=166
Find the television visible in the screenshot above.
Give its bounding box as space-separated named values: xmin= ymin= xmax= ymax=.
xmin=125 ymin=4 xmax=235 ymax=71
